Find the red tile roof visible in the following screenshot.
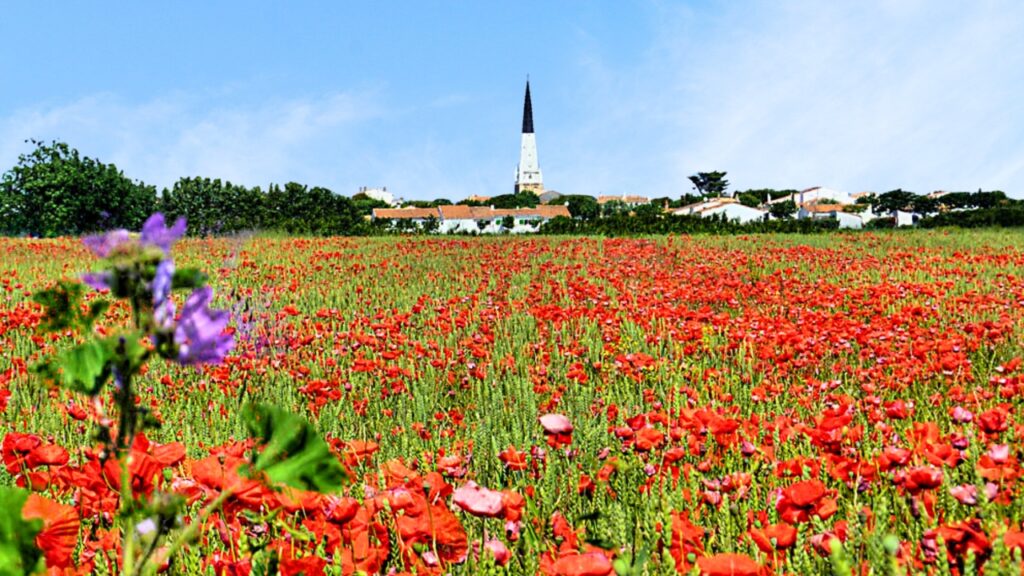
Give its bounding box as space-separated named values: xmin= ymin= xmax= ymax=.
xmin=438 ymin=204 xmax=570 ymax=220
xmin=438 ymin=205 xmax=475 ymax=219
xmin=372 ymin=208 xmax=438 ymax=219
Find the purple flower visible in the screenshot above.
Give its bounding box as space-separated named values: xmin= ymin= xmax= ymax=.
xmin=82 ymin=271 xmax=112 ymax=291
xmin=153 ymin=260 xmax=175 ymax=328
xmin=83 ymin=229 xmax=131 ymax=257
xmin=140 ymin=213 xmax=187 ymax=254
xmin=175 ymin=286 xmax=234 ymax=365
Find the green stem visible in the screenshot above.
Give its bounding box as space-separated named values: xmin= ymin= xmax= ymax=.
xmin=148 ymin=487 xmax=236 ymax=575
xmin=118 ymin=367 xmax=137 ymax=576
xmin=132 ymin=523 xmax=165 ymax=576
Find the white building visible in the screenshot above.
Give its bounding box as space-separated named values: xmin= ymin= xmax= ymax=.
xmin=357 ymin=187 xmax=395 ymax=206
xmin=671 ymin=197 xmax=767 ymax=224
xmin=515 ymin=81 xmax=544 ymax=195
xmin=436 ymin=205 xmax=570 ymax=234
xmin=371 ymin=207 xmax=436 ymax=226
xmin=770 ymin=187 xmax=856 ymax=207
xmin=894 ymin=210 xmax=918 ymax=227
xmin=802 ymin=204 xmax=864 ymax=229
xmin=371 ymin=204 xmax=570 ymax=234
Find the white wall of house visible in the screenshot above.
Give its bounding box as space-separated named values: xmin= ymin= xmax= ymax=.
xmin=772 ymin=187 xmax=855 ymax=206
xmin=895 ymin=210 xmax=916 ymax=227
xmin=360 ymin=187 xmax=395 ymax=206
xmin=438 ymin=218 xmax=545 ymax=234
xmin=704 ymin=204 xmax=768 ymax=224
xmin=859 ymin=206 xmax=877 ymax=223
xmin=835 ymin=212 xmax=863 ymax=229
xmin=814 ymin=211 xmax=864 ymax=229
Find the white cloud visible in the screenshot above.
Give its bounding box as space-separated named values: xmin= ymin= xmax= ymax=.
xmin=0 ymin=90 xmax=384 ymax=192
xmin=560 ymin=0 xmax=1024 ymax=198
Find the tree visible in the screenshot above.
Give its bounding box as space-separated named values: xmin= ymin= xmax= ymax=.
xmin=422 ymin=216 xmax=440 ymax=234
xmin=633 ymin=203 xmax=663 ymax=222
xmin=1 ymin=140 xmax=156 ymax=237
xmin=501 ymin=215 xmax=515 ymax=232
xmin=737 ymin=192 xmax=762 ymax=208
xmin=264 ymin=183 xmax=359 ymax=235
xmin=549 ymin=195 xmax=599 ymax=221
xmin=600 ymin=200 xmax=629 ymax=218
xmin=679 ymin=193 xmax=703 ymax=206
xmin=872 ymin=189 xmax=919 ymax=214
xmin=971 ymin=190 xmax=1007 ymax=209
xmin=539 ymin=215 xmax=576 ymax=234
xmin=490 ymin=192 xmax=538 ymax=209
xmin=688 ymin=171 xmax=729 ymax=198
xmin=160 ymin=177 xmax=265 ymax=235
xmin=351 ymin=193 xmax=390 ymax=218
xmin=769 ymin=200 xmax=797 ymax=220
xmin=736 ymin=188 xmax=798 ymax=204
xmin=911 ymin=196 xmax=939 ymax=216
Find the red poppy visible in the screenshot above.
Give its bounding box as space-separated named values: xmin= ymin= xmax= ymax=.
xmin=901 ymin=466 xmax=944 ymax=494
xmin=776 ymin=479 xmax=835 ymax=524
xmin=749 ymin=523 xmax=797 ymax=554
xmin=977 ymin=407 xmax=1009 ymax=435
xmin=2 ymin=432 xmax=41 ymax=474
xmin=669 ymin=511 xmax=706 ymax=573
xmin=499 ymin=446 xmax=529 ymax=471
xmin=550 ymin=552 xmax=614 ymax=576
xmin=696 ymin=553 xmax=761 ymax=576
xmin=22 ymin=493 xmax=79 ymax=569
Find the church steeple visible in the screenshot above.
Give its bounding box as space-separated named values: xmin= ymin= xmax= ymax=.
xmin=522 ymin=81 xmax=534 ymax=134
xmin=515 ymin=79 xmax=544 ymax=195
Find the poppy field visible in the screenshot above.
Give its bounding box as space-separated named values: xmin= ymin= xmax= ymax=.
xmin=3 ymin=230 xmax=1024 ymax=575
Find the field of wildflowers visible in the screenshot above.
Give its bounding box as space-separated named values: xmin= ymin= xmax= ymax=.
xmin=2 ymin=228 xmax=1024 ymax=575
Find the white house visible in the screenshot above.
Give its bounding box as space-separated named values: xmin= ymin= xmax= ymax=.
xmin=671 ymin=197 xmax=767 ymax=224
xmin=372 ymin=207 xmax=436 ymax=226
xmin=802 ymin=204 xmax=864 ymax=229
xmin=770 ymin=187 xmax=856 ymax=207
xmin=358 ymin=187 xmax=396 ymax=206
xmin=436 ymin=204 xmax=570 ymax=234
xmin=371 ymin=204 xmax=570 ymax=234
xmin=894 ymin=210 xmax=917 ymax=227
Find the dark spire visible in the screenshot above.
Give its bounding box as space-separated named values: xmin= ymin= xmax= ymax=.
xmin=522 ymin=80 xmax=534 ymax=134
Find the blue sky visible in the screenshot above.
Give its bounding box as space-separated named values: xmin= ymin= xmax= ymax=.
xmin=2 ymin=1 xmax=1022 ymax=200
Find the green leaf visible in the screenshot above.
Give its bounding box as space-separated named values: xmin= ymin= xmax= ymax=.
xmin=171 ymin=268 xmax=208 ymax=291
xmin=242 ymin=403 xmax=349 ymax=493
xmin=31 ymin=280 xmax=109 ymax=333
xmin=34 ymin=333 xmax=150 ymax=396
xmin=34 ymin=339 xmax=113 ymax=395
xmin=0 ymin=486 xmax=44 ymax=575
xmin=84 ymin=300 xmax=110 ymax=330
xmin=31 ymin=280 xmax=85 ymax=333
xmin=115 ymin=333 xmax=150 ymax=374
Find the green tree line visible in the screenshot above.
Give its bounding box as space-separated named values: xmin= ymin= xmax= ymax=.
xmin=0 ymin=140 xmax=387 ymax=237
xmin=3 ymin=141 xmax=1022 ymax=237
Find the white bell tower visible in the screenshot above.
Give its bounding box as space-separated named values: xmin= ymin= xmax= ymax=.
xmin=515 ymin=80 xmax=544 ymax=194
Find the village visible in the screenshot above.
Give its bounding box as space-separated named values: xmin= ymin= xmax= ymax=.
xmin=368 ymin=83 xmax=1003 ymax=233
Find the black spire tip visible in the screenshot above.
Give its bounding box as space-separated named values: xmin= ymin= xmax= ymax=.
xmin=522 ymin=80 xmax=534 ymax=134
